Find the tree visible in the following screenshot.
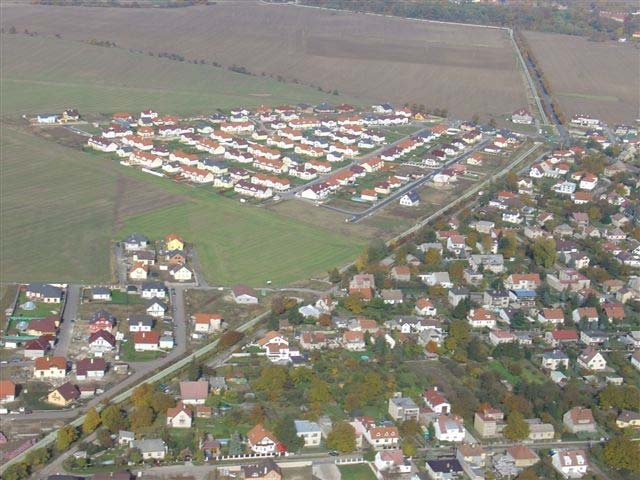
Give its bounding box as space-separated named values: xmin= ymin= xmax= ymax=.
xmin=448 ymin=261 xmax=465 ymax=283
xmin=326 ymin=422 xmax=356 ymax=453
xmin=254 ymin=365 xmax=288 ymax=401
xmin=56 ymin=425 xmax=78 ymax=451
xmin=131 ymin=406 xmax=155 ymax=432
xmin=599 ymin=384 xmax=640 ymax=410
xmin=603 ymin=436 xmax=640 ymax=472
xmin=531 ymin=238 xmax=557 ymax=268
xmin=97 ymin=428 xmax=114 ymax=448
xmin=127 ymin=448 xmax=143 ymax=464
xmin=83 ymin=407 xmax=101 ymax=434
xmin=131 ymin=383 xmax=154 ymax=408
xmin=274 ymin=416 xmax=304 ymax=452
xmin=3 ymin=462 xmax=29 ymax=480
xmin=187 ymin=357 xmax=201 ymax=381
xmin=426 ymin=340 xmax=439 ymax=354
xmin=271 ymin=295 xmax=286 ymax=315
xmin=503 ymin=412 xmax=530 ymax=441
xmin=402 ymin=440 xmax=417 ymax=456
xmin=101 ymin=405 xmax=127 ymax=433
xmin=328 ymin=268 xmax=341 ymax=284
xmin=150 ymin=391 xmax=176 ymax=414
xmin=308 ymin=378 xmax=332 ymax=405
xmin=341 ymin=294 xmax=364 ymax=314
xmin=25 ymin=447 xmax=50 ymax=467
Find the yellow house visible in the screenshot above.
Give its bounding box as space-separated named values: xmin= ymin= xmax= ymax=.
xmin=47 ymin=382 xmax=79 ymax=407
xmin=616 ymin=410 xmax=640 ymax=430
xmin=165 ymin=234 xmax=184 ymax=252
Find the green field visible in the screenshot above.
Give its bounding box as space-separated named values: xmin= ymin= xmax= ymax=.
xmin=338 ymin=464 xmax=377 ymax=480
xmin=1 ymin=125 xmax=363 ymax=285
xmin=0 ymin=34 xmax=359 ymax=116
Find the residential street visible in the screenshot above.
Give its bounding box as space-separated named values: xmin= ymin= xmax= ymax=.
xmin=53 ymin=284 xmax=80 ymax=357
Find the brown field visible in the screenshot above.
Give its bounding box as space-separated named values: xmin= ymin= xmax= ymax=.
xmin=0 ymin=2 xmax=528 ymax=119
xmin=524 ymin=31 xmax=639 ymax=124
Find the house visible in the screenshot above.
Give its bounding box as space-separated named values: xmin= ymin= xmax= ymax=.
xmin=192 ymin=313 xmax=223 ymax=334
xmin=349 ymin=274 xmax=376 ymax=300
xmin=131 ymin=439 xmax=167 ymax=460
xmin=474 ymin=407 xmax=505 ymax=438
xmin=129 ymin=262 xmax=148 ymax=281
xmin=504 ymin=273 xmax=541 ymax=290
xmin=169 ymin=264 xmax=193 ymax=282
xmin=47 ymin=382 xmax=80 ymax=407
xmin=90 ymin=287 xmax=112 ymax=302
xmin=26 ymin=316 xmax=58 ymax=336
xmin=165 ymin=234 xmax=184 ymax=252
xmin=489 ymin=330 xmax=517 ymax=346
xmin=140 ymin=282 xmax=166 ymax=299
xmin=242 ymin=459 xmax=283 ymax=480
xmin=343 ymin=331 xmax=366 ymax=351
xmin=24 ymin=337 xmax=51 ymax=358
xmin=128 ymin=314 xmax=154 ymax=332
xmin=232 ymin=284 xmax=259 ymax=304
xmin=374 ymin=449 xmax=411 ymax=474
xmin=381 ymin=289 xmax=403 ymax=304
xmin=166 ymin=401 xmax=193 ymax=429
xmin=25 ymin=283 xmax=63 ymax=303
xmin=467 ymin=309 xmax=497 ymax=329
xmin=538 ymin=308 xmax=565 ymax=325
xmin=34 ymin=356 xmax=67 ymax=379
xmin=364 ymin=426 xmax=399 ymax=449
xmin=616 ymin=410 xmax=640 ymax=430
xmin=563 ymin=407 xmax=596 ymax=433
xmin=388 ymin=393 xmax=420 ymax=421
xmin=400 ymin=190 xmax=420 ymax=207
xmin=247 ymin=423 xmax=280 ymax=454
xmin=89 ymin=310 xmax=115 ymax=333
xmin=146 ymin=298 xmax=167 ymax=318
xmin=527 ymin=419 xmax=555 ymax=441
xmin=507 ymin=445 xmax=539 ymax=468
xmin=294 ymin=420 xmax=322 ymax=447
xmin=546 ymin=329 xmax=579 ymax=347
xmin=75 ymin=358 xmax=106 ymax=381
xmin=118 ymin=430 xmax=135 ymax=447
xmin=511 ymin=109 xmax=533 ymax=125
xmin=133 ymin=331 xmax=160 ymax=351
xmin=88 ymin=330 xmax=116 ymax=354
xmin=435 ymin=415 xmax=466 ymax=443
xmin=123 ymin=233 xmax=149 ymax=252
xmin=572 ymin=307 xmax=599 ymax=324
xmin=552 ymin=449 xmax=589 ymax=479
xmin=631 ymin=350 xmax=640 ymax=370
xmin=419 ymin=271 xmax=452 ymax=288
xmin=255 ymin=329 xmax=289 ymax=359
xmin=0 ymin=380 xmax=17 ymax=403
xmin=602 ymin=303 xmax=625 ymax=322
xmin=415 ymin=298 xmax=437 ymax=317
xmin=448 ymin=288 xmax=469 ymax=308
xmin=423 ymin=387 xmax=451 ymax=414
xmin=425 ymin=458 xmax=463 ymax=480
xmin=542 ymin=350 xmax=569 ymax=370
xmin=577 ymin=348 xmax=607 ymax=371
xmin=179 ymin=380 xmax=209 ymax=405
xmin=390 ymin=265 xmax=411 ymax=282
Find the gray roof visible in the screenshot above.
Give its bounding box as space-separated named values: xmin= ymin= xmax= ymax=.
xmin=141 ymin=281 xmax=165 ymax=291
xmin=26 ymin=283 xmax=63 ymax=298
xmin=294 ymin=420 xmax=321 ymax=434
xmin=123 ymin=233 xmax=148 ymax=244
xmin=131 ymin=438 xmax=166 ymax=454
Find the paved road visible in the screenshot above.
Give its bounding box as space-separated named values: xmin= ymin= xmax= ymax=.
xmin=54 ymin=284 xmax=80 ymax=357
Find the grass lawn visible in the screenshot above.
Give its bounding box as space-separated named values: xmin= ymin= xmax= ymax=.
xmin=488 ymin=360 xmax=520 ymax=386
xmin=13 ymin=292 xmax=61 ymax=318
xmin=338 ymin=464 xmax=377 ymax=480
xmin=0 ymin=285 xmax=18 ymax=331
xmin=119 ymin=340 xmax=164 ymax=362
xmin=1 ymin=34 xmax=360 ymax=116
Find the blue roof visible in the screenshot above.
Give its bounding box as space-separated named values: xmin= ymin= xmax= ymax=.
xmin=511 ymin=289 xmax=537 ymax=298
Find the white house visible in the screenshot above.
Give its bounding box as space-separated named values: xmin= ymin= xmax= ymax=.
xmin=435 ymin=416 xmax=465 ymax=442
xmin=552 ymin=449 xmax=589 ymax=479
xmin=577 ymin=348 xmax=607 ymax=371
xmin=294 ymin=420 xmax=322 ymax=447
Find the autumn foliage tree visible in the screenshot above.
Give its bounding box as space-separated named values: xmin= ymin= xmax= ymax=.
xmin=326 ymin=422 xmax=356 ymax=453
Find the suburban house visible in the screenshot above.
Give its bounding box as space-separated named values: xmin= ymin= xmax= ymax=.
xmin=141 ymin=282 xmax=166 ymax=299
xmin=551 ymin=449 xmax=589 ymax=479
xmin=242 ymin=459 xmax=282 ymax=480
xmin=563 ymin=407 xmax=596 ymax=433
xmin=88 ymin=330 xmax=116 ymax=354
xmin=47 ymin=382 xmax=80 ymax=407
xmin=24 ymin=337 xmax=50 ymax=359
xmin=374 ymin=449 xmax=411 ymax=475
xmin=435 ymin=415 xmax=466 ymax=443
xmin=576 ymin=348 xmax=607 ymax=371
xmin=257 ymin=331 xmax=290 ymax=362
xmin=506 ymin=445 xmax=539 ymax=469
xmin=467 ymin=308 xmax=497 ymax=329
xmin=423 ymin=387 xmax=451 ymax=414
xmin=349 ymin=273 xmax=376 ymax=300
xmin=0 ymin=380 xmax=17 ymax=403
xmin=541 ymin=350 xmax=570 ymax=371
xmin=91 ymin=287 xmax=112 ymax=301
xmin=166 ymin=401 xmax=193 ymax=429
xmin=474 ymin=407 xmax=506 ymax=438
xmin=364 ymin=426 xmax=400 ymax=449
xmin=415 ymin=298 xmax=437 ymax=316
xmin=425 ymin=459 xmax=463 ymax=480
xmin=34 ymin=356 xmax=67 ymax=379
xmin=342 ymin=330 xmax=366 ymax=351
xmin=25 ymin=283 xmax=63 ymax=303
xmin=388 ymin=393 xmax=420 ymax=421
xmin=133 ymin=331 xmax=160 ymax=351
xmin=75 ymin=358 xmax=106 ymax=381
xmin=123 ymin=234 xmax=149 ymax=251
xmin=131 ymin=439 xmax=167 ymax=460
xmin=179 ymin=380 xmax=209 ymax=405
xmin=247 ymin=423 xmax=281 ymax=454
xmin=146 ymin=298 xmax=167 ymax=318
xmin=294 ymin=420 xmax=322 ymax=447
xmin=89 ymin=310 xmax=115 ymax=333
xmin=232 ymin=284 xmax=259 ymax=304
xmin=192 ymin=313 xmax=224 ymax=334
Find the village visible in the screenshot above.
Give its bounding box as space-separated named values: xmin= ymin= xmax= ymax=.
xmin=1 ymin=102 xmax=640 ymax=480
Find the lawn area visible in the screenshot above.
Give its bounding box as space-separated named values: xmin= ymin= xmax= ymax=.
xmin=118 ymin=182 xmax=364 ymax=286
xmin=488 ymin=360 xmax=520 ymax=386
xmin=0 ymin=34 xmax=360 ymax=116
xmin=13 ymin=292 xmax=62 ymax=319
xmin=0 ymin=285 xmax=18 ymax=331
xmin=338 ymin=464 xmax=377 ymax=480
xmin=119 ymin=340 xmax=164 ymax=362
